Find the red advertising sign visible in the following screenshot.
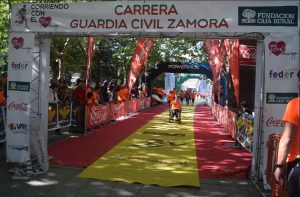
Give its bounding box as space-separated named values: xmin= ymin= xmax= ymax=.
xmin=239 ymin=44 xmax=256 ymax=65
xmin=86 ymin=105 xmax=109 ymax=129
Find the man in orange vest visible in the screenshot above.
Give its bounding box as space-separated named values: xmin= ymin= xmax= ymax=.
xmin=274 ymin=71 xmax=300 ymax=197
xmin=167 ymin=91 xmax=175 ymax=106
xmin=170 ymin=96 xmax=182 ymax=120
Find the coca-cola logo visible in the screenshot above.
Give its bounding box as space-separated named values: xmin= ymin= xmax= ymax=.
xmin=8 ymin=102 xmax=28 ymax=111
xmin=239 ymin=46 xmax=256 ymax=60
xmin=90 ymin=108 xmax=106 ymax=124
xmin=266 ymin=117 xmax=285 ymax=127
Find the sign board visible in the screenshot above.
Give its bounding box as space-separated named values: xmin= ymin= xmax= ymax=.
xmin=10 ymin=1 xmax=298 ymax=34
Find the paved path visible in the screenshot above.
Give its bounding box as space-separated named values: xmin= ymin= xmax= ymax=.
xmin=0 ymin=164 xmax=263 ymax=197
xmin=0 ymin=133 xmax=266 ymax=197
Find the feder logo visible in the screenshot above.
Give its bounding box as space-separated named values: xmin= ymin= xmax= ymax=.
xmin=11 ymin=62 xmax=29 ymax=70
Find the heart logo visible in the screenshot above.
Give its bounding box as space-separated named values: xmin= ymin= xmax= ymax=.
xmin=39 ymin=16 xmax=51 ymax=28
xmin=268 ymin=41 xmax=286 ymax=56
xmin=11 ymin=37 xmax=24 ymax=49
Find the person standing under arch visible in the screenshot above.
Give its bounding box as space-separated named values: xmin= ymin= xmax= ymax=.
xmin=274 ymin=71 xmax=300 ymax=197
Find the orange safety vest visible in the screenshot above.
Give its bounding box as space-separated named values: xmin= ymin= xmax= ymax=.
xmin=170 ymin=100 xmax=182 ymax=110
xmin=283 ymin=97 xmax=300 ymax=162
xmin=167 ymin=93 xmax=175 ymax=102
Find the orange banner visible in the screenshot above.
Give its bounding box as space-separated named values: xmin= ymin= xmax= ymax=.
xmin=128 ymin=38 xmax=154 ymax=90
xmin=205 ymin=40 xmax=226 ymax=104
xmin=224 ymin=39 xmax=240 ymax=107
xmin=85 ymin=37 xmax=94 ymax=86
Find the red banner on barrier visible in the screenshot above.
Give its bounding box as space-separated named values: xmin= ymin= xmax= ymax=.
xmin=86 ymin=104 xmax=109 ymax=129
xmin=128 ymin=38 xmax=154 ymax=90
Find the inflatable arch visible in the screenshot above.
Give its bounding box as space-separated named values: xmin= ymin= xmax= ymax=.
xmin=144 ymin=61 xmax=213 ymax=90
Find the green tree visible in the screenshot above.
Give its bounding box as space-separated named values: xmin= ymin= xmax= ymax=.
xmin=0 ymin=1 xmax=9 ymax=72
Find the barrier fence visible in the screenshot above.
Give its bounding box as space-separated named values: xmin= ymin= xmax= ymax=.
xmin=0 ymin=97 xmax=151 ymax=143
xmin=211 ymin=102 xmax=254 ymax=152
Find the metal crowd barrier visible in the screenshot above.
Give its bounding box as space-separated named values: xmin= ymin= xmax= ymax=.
xmin=0 ymin=97 xmax=151 ymax=143
xmin=211 ymin=102 xmax=254 ymax=152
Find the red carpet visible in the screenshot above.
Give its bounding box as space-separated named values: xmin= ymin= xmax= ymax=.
xmin=49 ymin=103 xmax=252 ymax=180
xmin=48 ymin=105 xmax=168 ymax=168
xmin=194 ymin=105 xmax=252 ymax=179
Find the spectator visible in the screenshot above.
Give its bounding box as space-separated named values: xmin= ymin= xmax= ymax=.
xmin=179 ymin=90 xmax=185 ymax=103
xmin=191 ymin=91 xmax=197 ymax=105
xmin=112 ymin=83 xmax=121 ymax=103
xmin=100 ymin=80 xmax=109 ymax=104
xmin=274 ymin=72 xmax=300 ymax=197
xmin=167 ymin=90 xmax=175 ymax=106
xmin=48 ymin=82 xmax=59 ymax=104
xmin=240 ymin=101 xmax=252 ymax=115
xmin=71 ymin=79 xmax=85 ymax=133
xmin=86 ymin=92 xmax=94 ymax=106
xmin=117 ymin=83 xmax=129 ymax=102
xmin=156 ymin=87 xmax=164 ymax=99
xmin=57 ymin=84 xmax=70 ymax=106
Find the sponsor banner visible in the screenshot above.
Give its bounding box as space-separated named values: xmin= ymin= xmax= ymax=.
xmin=145 ymin=97 xmax=151 ymax=108
xmin=125 ymin=100 xmax=134 ymax=114
xmin=139 ymin=99 xmax=145 ymax=110
xmin=48 ymin=103 xmax=58 ymax=129
xmin=226 ymin=110 xmax=237 ymax=139
xmin=58 ymin=104 xmax=71 ymax=127
xmin=8 ymin=81 xmax=30 ymax=92
xmin=236 ymin=113 xmax=254 ymax=152
xmin=239 ymin=44 xmax=256 ymax=65
xmin=10 ymin=1 xmax=298 ymax=33
xmin=86 ymin=104 xmax=109 ymax=129
xmin=238 ymin=6 xmax=298 ymax=27
xmin=262 ymin=33 xmax=299 ymax=188
xmin=266 ymin=92 xmax=298 ymax=104
xmin=6 ymin=32 xmax=34 ymax=162
xmin=265 ymin=34 xmax=299 ymax=91
xmin=128 ymin=38 xmax=154 ymax=90
xmin=111 ymin=102 xmax=125 ymax=120
xmin=71 ymin=103 xmax=78 ymax=126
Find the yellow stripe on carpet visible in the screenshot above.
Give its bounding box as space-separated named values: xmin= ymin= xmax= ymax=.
xmin=79 ymin=104 xmax=200 ymax=187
